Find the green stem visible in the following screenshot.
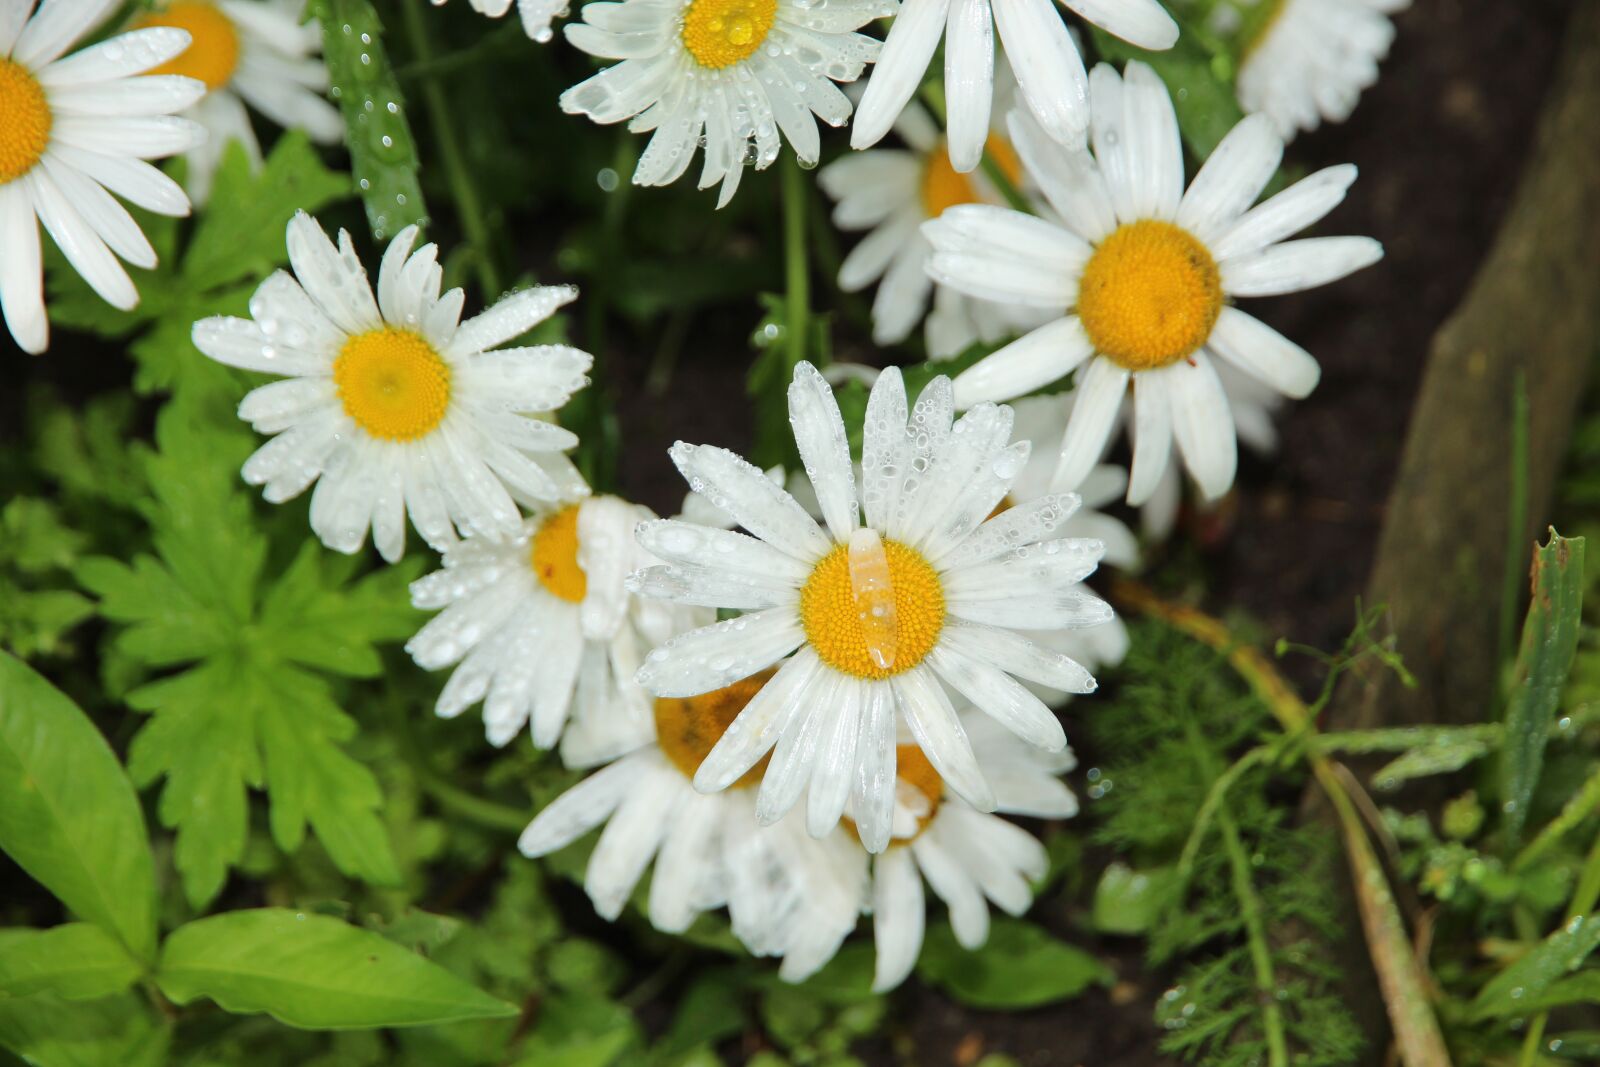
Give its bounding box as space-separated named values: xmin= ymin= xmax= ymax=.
xmin=1499 ymin=369 xmax=1531 ymax=687
xmin=979 ymin=150 xmax=1031 ymax=214
xmin=394 ymin=708 xmax=528 ymax=834
xmin=782 ymin=153 xmax=811 ymax=373
xmin=400 ymin=0 xmax=503 ymax=299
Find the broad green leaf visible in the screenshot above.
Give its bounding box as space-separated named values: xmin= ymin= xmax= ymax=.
xmin=655 ymin=970 xmax=750 ymax=1059
xmin=0 ymin=654 xmax=156 ymax=962
xmin=1093 ymin=863 xmax=1177 ymax=935
xmin=915 ymin=917 xmax=1111 ymax=1010
xmin=309 ymin=0 xmax=427 ymax=239
xmin=1371 ymin=736 xmax=1496 ymax=790
xmin=0 ymin=993 xmax=167 ymax=1067
xmin=0 ymin=926 xmax=143 ymax=1001
xmin=78 ymin=409 xmax=409 ymax=907
xmin=156 ymin=909 xmax=519 ymax=1029
xmin=1515 ymin=970 xmax=1600 ymax=1014
xmin=1501 ymin=531 xmax=1585 ymax=843
xmin=1471 ymin=914 xmax=1600 ymax=1019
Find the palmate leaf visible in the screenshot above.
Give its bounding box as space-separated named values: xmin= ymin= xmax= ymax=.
xmin=156 ymin=910 xmax=517 ymax=1030
xmin=76 ymin=412 xmax=417 ymax=907
xmin=46 ymin=133 xmax=349 ymax=402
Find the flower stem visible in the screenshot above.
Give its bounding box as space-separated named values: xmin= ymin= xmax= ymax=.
xmin=782 ymin=152 xmax=811 ymax=373
xmin=400 ymin=0 xmax=503 ymax=300
xmin=1518 ymin=830 xmax=1600 ymax=1067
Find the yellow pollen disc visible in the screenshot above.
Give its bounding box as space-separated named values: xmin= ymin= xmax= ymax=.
xmin=800 ymin=539 xmax=945 ymax=680
xmin=0 ymin=59 xmax=51 ymax=185
xmin=136 ymin=2 xmax=242 ymax=92
xmin=1076 ymin=219 xmax=1223 ymax=372
xmin=680 ymin=0 xmax=777 ymax=70
xmin=920 ymin=136 xmax=1023 ymax=219
xmin=655 ymin=669 xmax=776 ymax=788
xmin=332 ymin=327 xmax=452 ymax=442
xmin=530 ymin=505 xmax=588 ymax=603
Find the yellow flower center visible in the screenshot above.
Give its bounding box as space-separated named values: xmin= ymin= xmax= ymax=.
xmin=680 ymin=0 xmax=777 ymax=70
xmin=530 ymin=505 xmax=587 ymax=603
xmin=0 ymin=59 xmax=51 ymax=185
xmin=920 ymin=136 xmax=1023 ymax=219
xmin=136 ymin=1 xmax=242 ymax=92
xmin=1076 ymin=219 xmax=1223 ymax=372
xmin=655 ymin=669 xmax=777 ymax=788
xmin=799 ymin=537 xmax=945 ymax=680
xmin=332 ymin=327 xmax=452 ymax=442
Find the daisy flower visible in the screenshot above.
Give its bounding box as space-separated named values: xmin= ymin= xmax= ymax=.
xmin=855 ymin=712 xmax=1077 ymax=992
xmin=818 ymin=81 xmax=1053 ymax=356
xmin=518 ymin=670 xmax=869 ymax=981
xmin=926 ymin=66 xmax=1382 ymax=502
xmin=406 ymin=492 xmax=713 ymax=765
xmin=629 ymin=361 xmax=1114 ymax=853
xmin=193 ymin=212 xmax=593 ymax=561
xmin=432 ymin=0 xmax=573 ymax=43
xmin=851 ymin=0 xmax=1178 ymax=173
xmin=559 ymin=0 xmax=890 ymax=207
xmin=1226 ymin=0 xmax=1409 ymax=140
xmin=0 ymin=0 xmax=205 ymax=354
xmin=132 ymin=1 xmax=342 ymax=205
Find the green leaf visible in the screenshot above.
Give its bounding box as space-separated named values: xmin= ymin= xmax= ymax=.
xmin=915 ymin=917 xmax=1112 ymax=1010
xmin=1370 ymin=736 xmax=1496 ymax=790
xmin=0 ymin=926 xmax=143 ymax=1002
xmin=308 ymin=0 xmax=427 ymax=239
xmin=1471 ymin=915 xmax=1600 ymax=1019
xmin=1093 ymin=863 xmax=1177 ymax=935
xmin=0 ymin=654 xmax=157 ymax=963
xmin=1514 ymin=970 xmax=1600 ymax=1014
xmin=156 ymin=909 xmax=519 ymax=1029
xmin=655 ymin=970 xmax=750 ymax=1059
xmin=511 ymin=992 xmax=642 ymax=1067
xmin=0 ymin=994 xmax=168 ymax=1067
xmin=1501 ymin=530 xmax=1585 ymax=843
xmin=78 ymin=410 xmax=410 ymax=907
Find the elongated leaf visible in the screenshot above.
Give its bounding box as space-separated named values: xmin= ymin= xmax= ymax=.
xmin=0 ymin=993 xmax=168 ymax=1067
xmin=0 ymin=926 xmax=143 ymax=1001
xmin=1472 ymin=915 xmax=1600 ymax=1019
xmin=0 ymin=653 xmax=156 ymax=963
xmin=156 ymin=909 xmax=519 ymax=1029
xmin=309 ymin=0 xmax=427 ymax=239
xmin=1518 ymin=970 xmax=1600 ymax=1014
xmin=915 ymin=917 xmax=1111 ymax=1009
xmin=1371 ymin=736 xmax=1495 ymax=790
xmin=1502 ymin=531 xmax=1585 ymax=843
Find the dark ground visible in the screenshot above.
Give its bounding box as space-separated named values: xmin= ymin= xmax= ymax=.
xmin=604 ymin=1 xmax=1575 ymax=1063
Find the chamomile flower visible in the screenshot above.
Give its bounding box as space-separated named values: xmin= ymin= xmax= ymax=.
xmin=193 ymin=212 xmax=593 ymax=561
xmin=1226 ymin=0 xmax=1409 ymax=140
xmin=432 ymin=0 xmax=573 ymax=42
xmin=926 ymin=66 xmax=1382 ymax=502
xmin=518 ymin=671 xmax=869 ymax=980
xmin=818 ymin=86 xmax=1052 ymax=356
xmin=407 ymin=493 xmax=714 ymax=765
xmin=0 ymin=0 xmax=205 ymax=354
xmin=559 ymin=0 xmax=889 ymax=207
xmin=629 ymin=361 xmax=1114 ymax=853
xmin=131 ymin=1 xmax=341 ymax=205
xmin=863 ymin=712 xmax=1076 ymax=991
xmin=851 ymin=0 xmax=1177 ymax=172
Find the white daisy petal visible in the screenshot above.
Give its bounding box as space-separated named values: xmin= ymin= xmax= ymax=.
xmin=1064 ymin=0 xmax=1179 ymax=49
xmin=1212 ymin=163 xmax=1359 ymax=261
xmin=851 ymin=0 xmax=950 ymax=150
xmin=995 ymin=0 xmax=1088 ymax=149
xmin=925 ymin=644 xmax=1066 ymax=751
xmin=669 ymin=442 xmax=832 ymax=562
xmin=943 ymin=0 xmax=995 ymax=172
xmin=518 ymin=755 xmax=639 ymax=856
xmin=1051 ymin=357 xmax=1128 ymax=493
xmin=870 ymin=848 xmax=926 ymax=993
xmin=1221 ymin=235 xmax=1383 ymax=296
xmin=950 ymin=316 xmax=1094 ymax=407
xmin=637 ymin=610 xmax=805 ymax=699
xmin=1126 ymin=370 xmax=1175 ymax=506
xmin=892 ymin=666 xmax=994 ymax=811
xmin=1166 ymin=352 xmax=1238 ymax=500
xmin=694 ymin=648 xmax=825 ymax=793
xmin=1175 ymin=113 xmax=1283 ymax=242
xmin=789 ymin=362 xmax=860 ymax=540
xmin=1207 ymin=306 xmax=1322 ymax=399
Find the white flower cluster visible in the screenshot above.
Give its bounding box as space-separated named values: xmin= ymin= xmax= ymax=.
xmin=2 ymin=0 xmax=1408 ymax=994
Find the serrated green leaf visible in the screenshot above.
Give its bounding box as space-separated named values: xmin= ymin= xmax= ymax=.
xmin=915 ymin=917 xmax=1111 ymax=1010
xmin=1472 ymin=916 xmax=1600 ymax=1019
xmin=0 ymin=926 xmax=143 ymax=1001
xmin=0 ymin=654 xmax=157 ymax=963
xmin=156 ymin=909 xmax=518 ymax=1029
xmin=309 ymin=0 xmax=427 ymax=239
xmin=1501 ymin=531 xmax=1585 ymax=843
xmin=0 ymin=993 xmax=167 ymax=1067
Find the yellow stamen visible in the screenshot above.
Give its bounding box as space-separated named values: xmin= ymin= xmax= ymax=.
xmin=136 ymin=2 xmax=242 ymax=92
xmin=680 ymin=0 xmax=777 ymax=70
xmin=0 ymin=59 xmax=51 ymax=185
xmin=800 ymin=538 xmax=944 ymax=680
xmin=1076 ymin=220 xmax=1223 ymax=372
xmin=332 ymin=327 xmax=452 ymax=442
xmin=655 ymin=669 xmax=777 ymax=788
xmin=920 ymin=136 xmax=1023 ymax=219
xmin=530 ymin=505 xmax=587 ymax=603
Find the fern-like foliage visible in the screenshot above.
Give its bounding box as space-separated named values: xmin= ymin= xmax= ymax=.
xmin=1089 ymin=623 xmax=1365 ymax=1067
